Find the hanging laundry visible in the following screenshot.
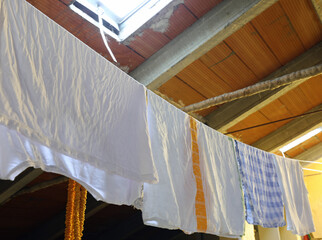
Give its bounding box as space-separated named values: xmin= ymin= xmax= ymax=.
xmin=0 ymin=0 xmax=157 ymax=184
xmin=142 ymin=91 xmax=197 ymax=232
xmin=0 ymin=125 xmax=143 ymax=206
xmin=142 ymin=91 xmax=244 ymax=237
xmin=197 ymin=122 xmax=244 ymax=237
xmin=234 ymin=140 xmax=286 ymax=228
xmin=274 ymin=155 xmax=315 ymax=236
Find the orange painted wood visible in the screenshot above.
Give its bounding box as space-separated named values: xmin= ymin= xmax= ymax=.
xmin=158 ymin=76 xmax=207 ymax=106
xmin=225 ymin=23 xmax=281 ymax=79
xmin=228 ymin=111 xmax=279 ymax=144
xmin=128 ymin=29 xmax=170 ymax=59
xmin=200 ymin=42 xmax=258 ymax=90
xmin=164 ymin=4 xmax=197 ymax=40
xmin=259 ymin=99 xmax=292 ymax=122
xmin=176 ymin=59 xmax=232 ymax=98
xmin=279 ymin=0 xmax=322 ymax=50
xmin=184 ymin=0 xmax=223 ymax=18
xmin=158 ymin=76 xmax=216 ymax=116
xmin=298 ymin=75 xmax=322 ymax=107
xmin=278 ymin=86 xmax=318 ymax=116
xmin=251 ymin=2 xmax=306 ymax=65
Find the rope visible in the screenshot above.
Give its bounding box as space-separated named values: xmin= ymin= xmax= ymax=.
xmin=182 ymin=64 xmax=322 ymax=113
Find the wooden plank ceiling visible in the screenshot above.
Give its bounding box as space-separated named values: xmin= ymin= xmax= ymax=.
xmin=0 ymin=0 xmax=321 ymax=239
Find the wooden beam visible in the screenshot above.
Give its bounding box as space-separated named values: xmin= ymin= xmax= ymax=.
xmin=252 ymin=104 xmax=322 ymax=152
xmin=206 ymin=42 xmax=322 ymax=132
xmin=311 ymin=0 xmax=322 ymax=22
xmin=130 ymin=0 xmax=277 ymax=90
xmin=0 ymin=168 xmax=42 ymax=206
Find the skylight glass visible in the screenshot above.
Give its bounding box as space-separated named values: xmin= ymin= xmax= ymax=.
xmin=70 ymin=0 xmax=173 ymax=41
xmin=279 ymin=127 xmax=322 ymax=153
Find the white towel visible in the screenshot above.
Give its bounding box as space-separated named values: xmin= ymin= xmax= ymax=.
xmin=142 ymin=91 xmax=197 ymax=232
xmin=0 ymin=0 xmax=157 ymax=183
xmin=0 ymin=124 xmax=143 ymax=206
xmin=274 ymin=155 xmax=315 ymax=236
xmin=198 ymin=123 xmax=244 ymax=237
xmin=142 ymin=91 xmax=244 ymax=237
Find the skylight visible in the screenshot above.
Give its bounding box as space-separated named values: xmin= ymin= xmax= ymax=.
xmin=279 ymin=127 xmax=322 ymax=153
xmin=70 ymin=0 xmax=173 ymax=41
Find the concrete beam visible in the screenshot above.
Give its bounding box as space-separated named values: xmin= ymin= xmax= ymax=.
xmin=130 ymin=0 xmax=277 ymax=90
xmin=206 ymin=42 xmax=322 ymax=132
xmin=296 ymin=142 xmax=322 ymax=163
xmin=0 ymin=168 xmax=42 ymax=206
xmin=252 ymin=104 xmax=322 ymax=152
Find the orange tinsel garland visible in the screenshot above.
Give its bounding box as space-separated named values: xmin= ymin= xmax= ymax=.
xmin=64 ymin=179 xmax=87 ymax=240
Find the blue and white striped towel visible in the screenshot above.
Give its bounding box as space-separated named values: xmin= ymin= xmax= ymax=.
xmin=234 ymin=140 xmax=286 ymax=228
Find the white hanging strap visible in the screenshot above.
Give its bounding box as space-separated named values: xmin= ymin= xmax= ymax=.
xmin=97 ymin=7 xmax=117 ymax=63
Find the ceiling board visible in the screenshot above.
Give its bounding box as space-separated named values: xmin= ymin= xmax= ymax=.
xmin=176 ymin=59 xmax=232 ymax=98
xmin=158 ymin=76 xmax=207 ymax=105
xmin=251 ymin=2 xmax=305 ymax=65
xmin=158 ymin=76 xmax=216 ymax=116
xmin=228 ymin=76 xmax=322 ymax=144
xmin=164 ymin=4 xmax=197 ymax=40
xmin=228 ymin=111 xmax=278 ymax=144
xmin=200 ymin=42 xmax=258 ymax=90
xmin=279 ymin=0 xmax=322 ymax=50
xmin=299 ymin=75 xmax=322 ymax=107
xmin=225 ymin=22 xmax=281 ymax=79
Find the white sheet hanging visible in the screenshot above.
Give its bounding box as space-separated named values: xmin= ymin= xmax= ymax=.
xmin=0 ymin=124 xmax=143 ymax=205
xmin=142 ymin=91 xmax=197 ymax=232
xmin=274 ymin=155 xmax=315 ymax=236
xmin=0 ymin=0 xmax=157 ymax=184
xmin=142 ymin=91 xmax=244 ymax=237
xmin=198 ymin=123 xmax=244 ymax=237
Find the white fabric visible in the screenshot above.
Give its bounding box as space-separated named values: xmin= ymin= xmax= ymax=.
xmin=142 ymin=91 xmax=197 ymax=232
xmin=198 ymin=123 xmax=244 ymax=237
xmin=142 ymin=91 xmax=244 ymax=237
xmin=274 ymin=155 xmax=315 ymax=236
xmin=0 ymin=124 xmax=142 ymax=205
xmin=0 ymin=0 xmax=157 ymax=183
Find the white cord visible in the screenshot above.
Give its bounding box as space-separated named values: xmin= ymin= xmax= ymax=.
xmin=97 ymin=7 xmax=117 ymax=62
xmin=302 ymin=168 xmax=322 ymax=173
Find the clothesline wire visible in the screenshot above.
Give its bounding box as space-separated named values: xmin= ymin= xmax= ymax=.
xmin=224 ymin=109 xmax=322 ymax=135
xmin=302 ymin=168 xmax=322 ymax=173
xmin=287 ymin=158 xmax=322 ymax=165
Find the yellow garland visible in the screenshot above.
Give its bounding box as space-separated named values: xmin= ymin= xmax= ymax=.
xmin=73 ymin=183 xmax=81 ymax=240
xmin=64 ymin=179 xmax=87 ymax=240
xmin=65 ymin=179 xmax=76 ymax=240
xmin=79 ymin=186 xmax=87 ymax=237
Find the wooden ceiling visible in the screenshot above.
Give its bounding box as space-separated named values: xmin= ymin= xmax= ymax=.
xmin=1 ymin=0 xmax=321 ymax=239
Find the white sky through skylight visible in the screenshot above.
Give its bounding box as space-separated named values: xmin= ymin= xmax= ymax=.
xmin=71 ymin=0 xmax=173 ymax=41
xmin=98 ymin=0 xmax=149 ymax=23
xmin=279 ymin=127 xmax=322 ymax=153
